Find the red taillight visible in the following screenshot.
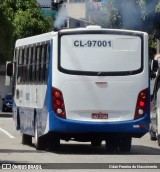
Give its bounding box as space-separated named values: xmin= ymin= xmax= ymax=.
xmin=52 ymin=87 xmax=66 ymax=119
xmin=55 ymin=100 xmax=62 ymax=106
xmin=139 ymin=101 xmax=145 ymax=107
xmin=134 ymin=89 xmax=148 ymax=120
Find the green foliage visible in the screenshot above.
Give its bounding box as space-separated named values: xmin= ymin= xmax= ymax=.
xmin=149 ymin=37 xmax=157 ymax=49
xmin=99 ymin=0 xmax=160 ymax=32
xmin=0 ymin=7 xmax=14 ymax=64
xmin=95 ymin=0 xmax=160 ymax=49
xmin=103 ymin=0 xmax=122 ymax=28
xmin=0 ymin=0 xmax=53 ymax=64
xmin=13 ymin=9 xmax=53 ymax=39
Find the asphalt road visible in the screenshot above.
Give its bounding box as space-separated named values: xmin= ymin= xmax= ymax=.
xmin=0 ymin=115 xmax=160 ymax=172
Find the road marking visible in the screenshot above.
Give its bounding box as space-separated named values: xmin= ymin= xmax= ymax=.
xmin=0 ymin=127 xmax=15 ymax=139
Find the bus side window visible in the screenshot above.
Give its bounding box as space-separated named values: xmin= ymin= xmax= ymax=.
xmin=32 ymin=46 xmax=36 ymax=83
xmin=14 ymin=48 xmax=19 ymax=77
xmin=41 ymin=44 xmax=45 ymax=83
xmin=15 ymin=48 xmax=19 ymax=62
xmin=27 ymin=46 xmax=32 ymax=83
xmin=21 ymin=48 xmax=25 ymax=84
xmin=12 ymin=48 xmax=19 ymax=94
xmin=23 ymin=47 xmax=28 ymax=84
xmin=17 ymin=49 xmax=20 ymax=84
xmin=17 ymin=48 xmax=24 ymax=84
xmin=39 ymin=45 xmax=42 ymax=83
xmin=36 ymin=45 xmax=41 ymax=83
xmin=45 ymin=42 xmax=50 ymax=83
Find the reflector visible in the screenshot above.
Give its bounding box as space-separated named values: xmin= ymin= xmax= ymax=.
xmin=56 ymin=100 xmax=61 ymax=106
xmin=54 ymin=91 xmax=61 ymax=98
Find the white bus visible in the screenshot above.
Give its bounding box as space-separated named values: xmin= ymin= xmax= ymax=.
xmin=7 ymin=26 xmax=150 ymax=153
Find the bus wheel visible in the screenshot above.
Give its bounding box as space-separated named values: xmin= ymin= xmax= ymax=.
xmin=105 ymin=137 xmax=119 ymax=153
xmin=34 ymin=119 xmax=47 ymax=150
xmin=119 ymin=137 xmax=132 ymax=153
xmin=22 ymin=133 xmax=32 ymax=145
xmin=48 ymin=134 xmax=60 ymax=151
xmin=150 ymin=131 xmax=157 ymax=141
xmin=91 ymin=140 xmax=102 ymax=146
xmin=150 ymin=124 xmax=157 ymax=141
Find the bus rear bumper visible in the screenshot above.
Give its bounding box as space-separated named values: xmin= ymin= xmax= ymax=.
xmin=49 ymin=112 xmax=150 ymax=138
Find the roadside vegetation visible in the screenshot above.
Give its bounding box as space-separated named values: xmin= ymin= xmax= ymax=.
xmin=1 ymin=0 xmax=160 ymax=63
xmin=0 ymin=0 xmax=53 ymax=64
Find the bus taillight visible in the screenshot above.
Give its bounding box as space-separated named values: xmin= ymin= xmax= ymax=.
xmin=134 ymin=89 xmax=148 ymax=120
xmin=52 ymin=87 xmax=66 ymax=119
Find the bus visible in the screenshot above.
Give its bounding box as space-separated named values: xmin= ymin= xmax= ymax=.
xmin=7 ymin=25 xmax=150 ymax=152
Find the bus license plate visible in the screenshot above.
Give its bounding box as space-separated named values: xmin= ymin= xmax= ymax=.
xmin=92 ymin=113 xmax=108 ymax=119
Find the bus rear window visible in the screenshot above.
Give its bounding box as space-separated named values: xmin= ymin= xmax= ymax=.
xmin=59 ymin=33 xmax=142 ymax=76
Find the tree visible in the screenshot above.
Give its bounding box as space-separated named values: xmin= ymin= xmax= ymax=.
xmin=114 ymin=0 xmax=160 ymax=47
xmin=90 ymin=0 xmax=160 ymax=48
xmin=89 ymin=0 xmax=160 ymax=35
xmin=0 ymin=0 xmax=53 ymax=64
xmin=87 ymin=0 xmax=121 ymax=28
xmin=13 ymin=8 xmax=53 ymax=39
xmin=0 ymin=7 xmax=14 ymax=64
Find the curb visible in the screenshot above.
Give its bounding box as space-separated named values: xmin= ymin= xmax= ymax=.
xmin=0 ymin=113 xmax=12 ymax=118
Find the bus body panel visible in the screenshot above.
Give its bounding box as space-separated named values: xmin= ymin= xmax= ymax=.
xmin=49 ymin=111 xmax=150 ymax=137
xmin=12 ymin=32 xmax=54 ymax=136
xmin=52 ymin=30 xmax=149 ymax=126
xmin=52 ymin=75 xmax=148 ymax=122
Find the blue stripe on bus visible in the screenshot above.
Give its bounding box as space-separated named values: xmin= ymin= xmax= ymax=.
xmin=43 ymin=39 xmax=53 ymax=133
xmin=49 ymin=111 xmax=150 ymax=134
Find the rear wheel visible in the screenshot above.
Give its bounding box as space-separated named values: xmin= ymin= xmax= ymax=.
xmin=106 ymin=137 xmax=119 ymax=153
xmin=150 ymin=130 xmax=157 ymax=141
xmin=22 ymin=133 xmax=32 ymax=145
xmin=119 ymin=137 xmax=132 ymax=153
xmin=34 ymin=119 xmax=47 ymax=150
xmin=48 ymin=134 xmax=60 ymax=151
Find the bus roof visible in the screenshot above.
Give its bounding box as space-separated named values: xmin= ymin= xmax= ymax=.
xmin=15 ymin=26 xmax=148 ymax=48
xmin=59 ymin=25 xmax=148 ymax=35
xmin=15 ymin=31 xmax=56 ymax=47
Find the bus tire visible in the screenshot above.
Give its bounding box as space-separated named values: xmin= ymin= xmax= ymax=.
xmin=22 ymin=133 xmax=32 ymax=145
xmin=119 ymin=137 xmax=132 ymax=152
xmin=150 ymin=131 xmax=157 ymax=141
xmin=34 ymin=119 xmax=47 ymax=150
xmin=48 ymin=134 xmax=60 ymax=151
xmin=106 ymin=137 xmax=119 ymax=153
